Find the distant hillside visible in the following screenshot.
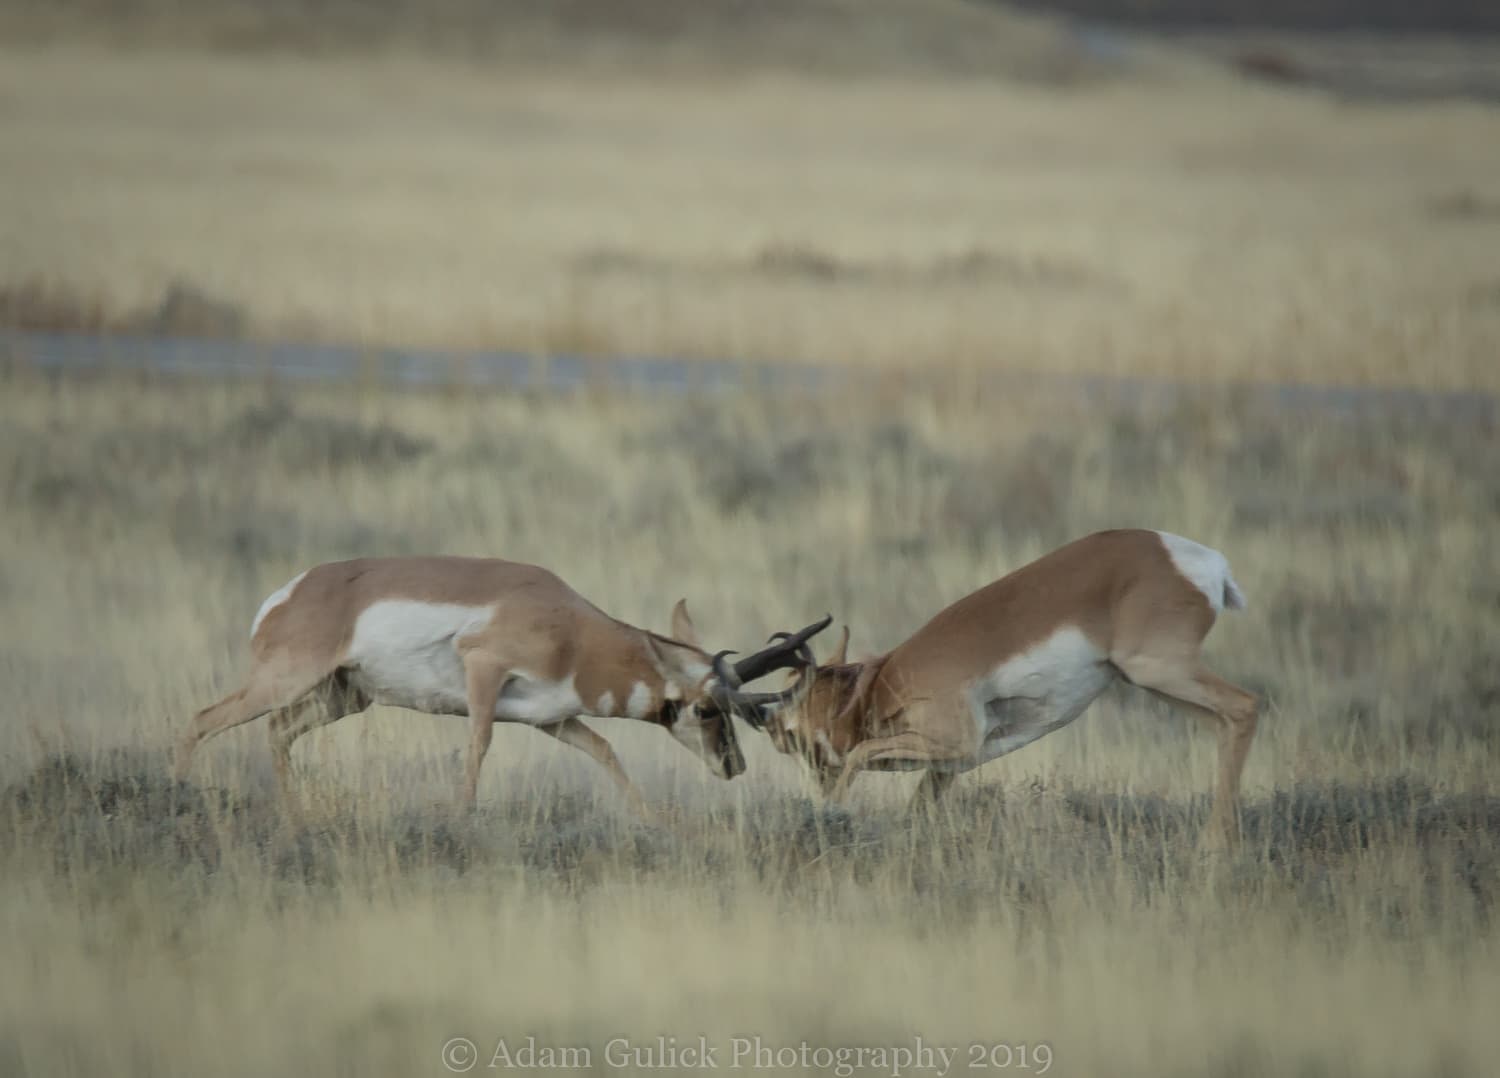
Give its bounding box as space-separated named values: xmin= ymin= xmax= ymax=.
xmin=0 ymin=0 xmax=1147 ymax=82
xmin=999 ymin=0 xmax=1500 ymax=34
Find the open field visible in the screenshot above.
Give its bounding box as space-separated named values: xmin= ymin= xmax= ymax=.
xmin=3 ymin=3 xmax=1499 ymax=1074
xmin=3 ymin=4 xmax=1500 ymax=390
xmin=2 ymin=366 xmax=1498 ymax=1076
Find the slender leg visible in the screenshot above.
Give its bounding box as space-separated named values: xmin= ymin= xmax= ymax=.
xmin=268 ymin=697 xmax=327 ymax=792
xmin=814 ymin=765 xmax=842 ymax=798
xmin=538 ymin=718 xmax=653 ymax=820
xmin=268 ymin=673 xmax=370 ymax=796
xmin=909 ymin=767 xmax=957 ymax=812
xmin=460 ymin=657 xmax=509 ymax=810
xmin=173 ymin=663 xmax=328 ymax=780
xmin=827 ymin=731 xmax=958 ymax=803
xmin=1114 ymin=654 xmax=1260 ymax=849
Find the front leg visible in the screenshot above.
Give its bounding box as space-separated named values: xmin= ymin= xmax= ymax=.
xmin=539 ymin=718 xmax=656 ymax=822
xmin=813 ymin=764 xmax=842 ymax=798
xmin=909 ymin=767 xmax=957 ymax=812
xmin=826 ymin=731 xmax=960 ymax=804
xmin=460 ymin=656 xmax=509 ymax=810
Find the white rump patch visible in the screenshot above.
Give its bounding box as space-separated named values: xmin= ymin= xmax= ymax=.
xmin=1155 ymin=531 xmax=1246 ymax=614
xmin=250 ymin=569 xmax=308 ymax=640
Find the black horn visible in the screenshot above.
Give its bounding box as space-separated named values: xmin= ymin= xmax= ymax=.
xmin=731 ymin=613 xmax=833 ymax=684
xmin=766 ymin=630 xmax=817 ymax=670
xmin=705 ymin=650 xmax=749 ymax=717
xmin=711 ymin=649 xmax=743 ymax=690
xmin=708 ymin=686 xmax=804 ymax=730
xmin=707 ymin=649 xmax=800 ymax=714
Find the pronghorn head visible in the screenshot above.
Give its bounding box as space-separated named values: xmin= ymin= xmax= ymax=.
xmin=743 ymin=624 xmax=876 ymax=773
xmin=656 ymin=603 xmax=834 ymax=779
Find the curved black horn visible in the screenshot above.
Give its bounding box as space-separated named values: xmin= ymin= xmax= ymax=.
xmin=706 ymin=646 xmax=812 ymax=729
xmin=766 ymin=630 xmax=817 ymax=669
xmin=729 ymin=689 xmax=799 ymax=708
xmin=732 ymin=613 xmax=833 ymax=684
xmin=710 ymin=686 xmax=804 ymax=729
xmin=711 ymin=649 xmax=743 ymax=689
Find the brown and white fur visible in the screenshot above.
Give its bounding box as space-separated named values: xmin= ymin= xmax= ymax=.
xmin=172 ymin=556 xmax=818 ymax=814
xmin=753 ymin=529 xmax=1260 ymax=846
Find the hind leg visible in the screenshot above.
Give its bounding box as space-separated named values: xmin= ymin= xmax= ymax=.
xmin=173 ymin=662 xmax=330 ymax=780
xmin=1113 ymin=652 xmax=1259 ymax=849
xmin=268 ymin=672 xmax=371 ymax=795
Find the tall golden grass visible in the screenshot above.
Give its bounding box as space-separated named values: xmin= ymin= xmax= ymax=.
xmin=2 ymin=34 xmax=1498 ymax=390
xmin=1 ymin=366 xmax=1496 ymax=1077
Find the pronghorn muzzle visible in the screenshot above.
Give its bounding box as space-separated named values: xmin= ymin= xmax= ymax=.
xmin=718 ymin=717 xmax=748 ymax=778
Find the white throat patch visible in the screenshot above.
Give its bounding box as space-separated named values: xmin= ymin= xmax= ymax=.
xmin=626 ymin=681 xmax=655 ymax=719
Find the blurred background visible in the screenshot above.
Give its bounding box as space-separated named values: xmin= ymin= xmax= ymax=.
xmin=3 ymin=0 xmax=1498 ymax=390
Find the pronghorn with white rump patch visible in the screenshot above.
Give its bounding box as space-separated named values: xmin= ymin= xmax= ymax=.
xmin=740 ymin=529 xmax=1259 ymax=846
xmin=173 ymin=556 xmax=830 ymax=813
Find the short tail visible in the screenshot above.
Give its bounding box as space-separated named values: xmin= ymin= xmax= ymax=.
xmin=1223 ymin=572 xmax=1247 ymax=612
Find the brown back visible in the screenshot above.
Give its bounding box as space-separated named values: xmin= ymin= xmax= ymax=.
xmin=836 ymin=529 xmax=1212 ymax=729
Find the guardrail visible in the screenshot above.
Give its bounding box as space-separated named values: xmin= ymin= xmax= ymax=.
xmin=2 ymin=328 xmax=1493 ymax=425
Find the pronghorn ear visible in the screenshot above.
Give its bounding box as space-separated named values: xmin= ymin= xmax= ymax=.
xmin=670 ymin=598 xmax=700 ymax=647
xmin=826 ymin=625 xmax=850 ymax=667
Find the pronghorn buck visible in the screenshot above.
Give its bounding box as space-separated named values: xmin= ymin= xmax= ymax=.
xmin=172 ymin=556 xmax=831 ymax=812
xmin=745 ymin=529 xmax=1260 ymax=846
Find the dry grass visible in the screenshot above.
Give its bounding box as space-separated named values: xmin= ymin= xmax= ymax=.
xmin=2 ymin=28 xmax=1499 ymax=390
xmin=1 ymin=365 xmax=1497 ymax=1076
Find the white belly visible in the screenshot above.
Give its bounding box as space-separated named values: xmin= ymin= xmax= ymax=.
xmin=961 ymin=626 xmax=1115 ymax=769
xmin=343 ymin=600 xmax=583 ymax=725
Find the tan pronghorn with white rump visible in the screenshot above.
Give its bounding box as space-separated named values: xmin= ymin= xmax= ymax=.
xmin=743 ymin=529 xmax=1260 ymax=846
xmin=173 ymin=556 xmax=830 ymax=812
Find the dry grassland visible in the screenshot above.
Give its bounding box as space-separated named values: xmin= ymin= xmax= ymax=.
xmin=2 ymin=19 xmax=1499 ymax=389
xmin=1 ymin=366 xmax=1497 ymax=1077
xmin=3 ymin=3 xmax=1499 ymax=1074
